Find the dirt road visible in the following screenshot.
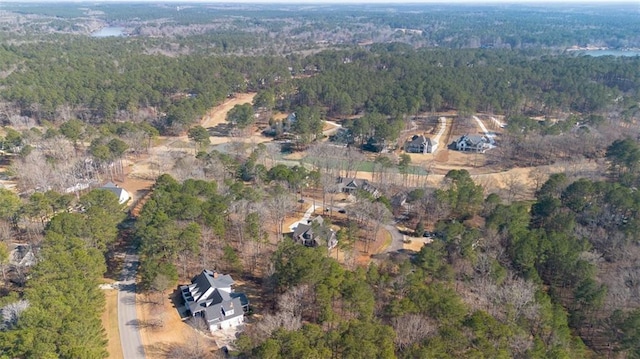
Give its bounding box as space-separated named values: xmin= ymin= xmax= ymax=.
xmin=201 ymin=93 xmax=256 ymax=129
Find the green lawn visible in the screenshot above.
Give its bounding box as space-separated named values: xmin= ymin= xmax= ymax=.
xmin=302 ymin=155 xmax=429 ymax=175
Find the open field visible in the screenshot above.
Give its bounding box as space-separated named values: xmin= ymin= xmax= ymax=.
xmin=403 ymin=236 xmax=434 ymax=252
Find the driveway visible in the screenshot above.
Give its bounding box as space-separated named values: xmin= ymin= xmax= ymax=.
xmin=118 ymin=250 xmax=146 ymax=359
xmin=383 ymin=224 xmax=405 ymax=253
xmin=288 ymin=204 xmax=318 ymax=232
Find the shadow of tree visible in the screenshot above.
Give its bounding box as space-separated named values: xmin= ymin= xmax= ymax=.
xmin=144 ymin=341 xmax=224 ymax=359
xmin=127 ymin=318 xmax=164 ymax=330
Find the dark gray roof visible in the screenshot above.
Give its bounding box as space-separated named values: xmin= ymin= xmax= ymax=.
xmin=292 ymin=216 xmax=325 ymax=239
xmin=203 ymin=296 xmax=244 ymax=324
xmin=102 ymin=181 xmax=119 ymax=189
xmin=463 ymin=135 xmax=488 ymax=145
xmin=180 ymin=269 xmax=243 ymax=322
xmin=292 ymin=223 xmax=312 ymax=239
xmin=407 ymin=134 xmax=431 ymax=147
xmin=292 ymin=216 xmax=337 ymax=249
xmin=340 ymin=178 xmax=359 ymax=188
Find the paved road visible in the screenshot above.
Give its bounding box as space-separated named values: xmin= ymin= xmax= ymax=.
xmin=384 ymin=224 xmax=405 ymax=253
xmin=118 ymin=250 xmax=146 ymax=359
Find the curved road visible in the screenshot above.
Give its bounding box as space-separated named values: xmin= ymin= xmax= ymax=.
xmin=118 ymin=250 xmax=146 ymax=359
xmin=384 ymin=224 xmax=405 ymax=253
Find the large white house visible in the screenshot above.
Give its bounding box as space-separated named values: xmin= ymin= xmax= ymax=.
xmin=454 ymin=134 xmax=491 ymax=153
xmin=180 ymin=269 xmax=249 ymax=332
xmin=404 ymin=134 xmax=434 ymax=154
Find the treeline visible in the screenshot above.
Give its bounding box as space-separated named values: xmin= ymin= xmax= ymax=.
xmin=367 ymin=4 xmax=640 ymax=49
xmin=3 ymin=38 xmax=640 ymax=135
xmin=480 ymin=142 xmax=640 ymax=356
xmin=286 ymin=47 xmax=640 ymax=117
xmin=0 ymin=188 xmax=125 ymax=358
xmin=0 ymin=38 xmax=290 ymax=133
xmin=134 ymin=175 xmax=227 ymax=289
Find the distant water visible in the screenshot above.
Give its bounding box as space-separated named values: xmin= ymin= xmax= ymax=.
xmin=579 ymin=50 xmax=640 ymax=57
xmin=91 ymin=27 xmax=125 ymax=38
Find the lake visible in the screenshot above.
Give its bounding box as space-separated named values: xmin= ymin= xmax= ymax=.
xmin=91 ymin=27 xmax=125 ymax=38
xmin=579 ymin=49 xmax=640 ymax=57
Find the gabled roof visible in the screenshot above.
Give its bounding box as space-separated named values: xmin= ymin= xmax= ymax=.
xmin=338 ymin=177 xmax=359 ymax=188
xmin=407 ymin=134 xmax=431 ymax=147
xmin=100 ymin=182 xmax=130 ymax=204
xmin=337 ymin=177 xmax=380 ymax=197
xmin=292 ymin=216 xmax=336 ymax=249
xmin=181 ymin=269 xmax=237 ymax=316
xmin=292 ymin=222 xmax=312 ymax=239
xmin=203 ymin=297 xmax=244 ymax=324
xmin=461 ymin=135 xmax=488 ymax=145
xmin=391 ymin=192 xmax=408 ymax=207
xmin=292 ymin=216 xmax=324 ymax=239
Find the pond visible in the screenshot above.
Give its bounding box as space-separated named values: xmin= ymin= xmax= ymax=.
xmin=578 ymin=49 xmax=640 ymax=57
xmin=91 ymin=27 xmax=125 ymax=38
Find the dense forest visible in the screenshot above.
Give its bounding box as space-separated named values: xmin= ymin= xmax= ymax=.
xmin=0 ymin=2 xmax=640 ymax=359
xmin=0 ymin=189 xmax=124 ymax=358
xmin=1 ymin=41 xmax=639 ymax=132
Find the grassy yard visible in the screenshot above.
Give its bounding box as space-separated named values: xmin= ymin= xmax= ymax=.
xmin=101 ymin=289 xmax=124 ymax=359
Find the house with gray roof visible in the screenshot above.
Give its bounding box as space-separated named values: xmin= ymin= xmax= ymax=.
xmin=292 ymin=216 xmax=338 ymax=250
xmin=454 ymin=134 xmax=491 ymax=153
xmin=404 ymin=134 xmax=433 ymax=154
xmin=337 ymin=177 xmax=380 ymax=198
xmin=180 ymin=269 xmax=249 ymax=332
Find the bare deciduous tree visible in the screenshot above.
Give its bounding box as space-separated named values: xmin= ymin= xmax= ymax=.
xmin=251 ymin=311 xmax=302 ymax=343
xmin=278 ymin=284 xmax=311 ymax=319
xmin=391 ymin=314 xmax=437 ymax=350
xmin=502 ymin=172 xmax=527 ymax=203
xmin=266 ymin=187 xmax=295 ymax=241
xmin=163 ymin=331 xmax=217 ymax=359
xmin=0 ymin=299 xmax=30 ymax=330
xmin=171 ymin=153 xmax=206 ymax=182
xmin=529 ymin=167 xmax=549 ymax=193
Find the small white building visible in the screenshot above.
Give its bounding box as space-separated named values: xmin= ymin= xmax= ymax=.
xmin=100 ymin=182 xmax=131 ymax=204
